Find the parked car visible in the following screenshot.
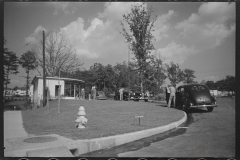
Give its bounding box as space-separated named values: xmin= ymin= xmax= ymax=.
xmin=96 ymin=91 xmax=107 ymax=100
xmin=129 ymin=89 xmax=148 ymax=102
xmin=175 ymin=84 xmax=218 ymax=112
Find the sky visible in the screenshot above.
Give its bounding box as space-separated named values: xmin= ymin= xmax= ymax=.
xmin=4 ymin=2 xmax=235 ymax=88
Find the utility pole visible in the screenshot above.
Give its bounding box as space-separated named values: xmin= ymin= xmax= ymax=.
xmin=26 ymin=70 xmax=29 ymax=106
xmin=128 ymin=43 xmax=130 ymax=100
xmin=58 ymin=69 xmax=61 ymax=113
xmin=43 ymin=31 xmax=46 ymax=107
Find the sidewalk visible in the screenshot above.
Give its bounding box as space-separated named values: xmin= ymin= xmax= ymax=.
xmin=4 ymin=111 xmax=29 ymax=139
xmin=4 ymin=108 xmax=187 ymax=157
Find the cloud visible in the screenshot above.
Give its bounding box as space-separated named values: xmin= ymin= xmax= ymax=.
xmin=152 ymin=10 xmax=176 ymax=42
xmin=60 ymin=17 xmax=116 ymax=58
xmin=51 ymin=2 xmax=77 ymax=15
xmin=25 ymin=25 xmax=48 ymax=44
xmin=175 ymin=2 xmax=235 ymax=50
xmin=98 ymin=2 xmax=146 ymax=21
xmin=157 ymin=41 xmax=198 ymax=64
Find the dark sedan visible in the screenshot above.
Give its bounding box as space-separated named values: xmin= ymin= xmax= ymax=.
xmin=129 ymin=90 xmax=148 ymax=102
xmin=175 ymin=84 xmax=218 ymax=112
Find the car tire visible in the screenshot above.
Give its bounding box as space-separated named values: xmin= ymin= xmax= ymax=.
xmin=207 ymin=107 xmax=214 ymax=112
xmin=145 ymin=99 xmax=148 ymax=102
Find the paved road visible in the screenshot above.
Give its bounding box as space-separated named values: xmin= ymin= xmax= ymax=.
xmin=118 ymin=97 xmax=235 ymax=157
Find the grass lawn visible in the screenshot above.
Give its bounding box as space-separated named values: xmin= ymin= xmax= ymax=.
xmin=21 ymin=99 xmax=184 ymax=140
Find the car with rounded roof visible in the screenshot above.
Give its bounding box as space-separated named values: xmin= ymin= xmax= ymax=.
xmin=96 ymin=91 xmax=107 ymax=100
xmin=175 ymin=84 xmax=218 ymax=112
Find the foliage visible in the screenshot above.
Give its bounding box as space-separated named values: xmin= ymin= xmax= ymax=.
xmin=120 ymin=3 xmax=157 ymax=93
xmin=165 ymin=61 xmax=184 ymax=86
xmin=144 ymin=55 xmax=166 ymax=94
xmin=200 ymin=80 xmax=206 ymax=84
xmin=19 ymin=51 xmax=38 ymax=99
xmin=4 ymin=39 xmax=19 ymax=95
xmin=33 ymin=32 xmax=83 ymax=76
xmin=182 ymin=68 xmax=196 ymax=84
xmin=19 ymin=51 xmax=38 ymax=72
xmin=205 ymin=81 xmax=215 ymax=90
xmin=215 ymin=75 xmax=235 ymax=91
xmin=13 ymin=86 xmax=19 ymax=91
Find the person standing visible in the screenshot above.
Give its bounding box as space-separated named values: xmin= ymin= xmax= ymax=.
xmin=119 ymin=88 xmax=124 ymax=101
xmin=81 ymin=88 xmax=85 ymax=100
xmin=165 ymin=85 xmax=170 ymax=105
xmin=168 ymin=84 xmax=176 ymax=108
xmin=145 ymin=90 xmax=150 ymax=98
xmin=93 ymin=86 xmax=97 ymax=100
xmin=90 ymin=86 xmax=94 ymax=100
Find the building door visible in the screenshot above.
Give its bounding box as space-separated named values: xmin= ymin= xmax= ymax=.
xmin=55 ymin=85 xmax=60 ymax=97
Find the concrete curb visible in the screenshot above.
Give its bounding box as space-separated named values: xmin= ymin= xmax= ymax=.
xmin=68 ymin=111 xmax=187 ymax=156
xmin=5 ymin=111 xmax=187 ymax=157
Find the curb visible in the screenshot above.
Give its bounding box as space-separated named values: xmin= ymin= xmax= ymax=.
xmin=68 ymin=111 xmax=187 ymax=156
xmin=5 ymin=111 xmax=187 ymax=157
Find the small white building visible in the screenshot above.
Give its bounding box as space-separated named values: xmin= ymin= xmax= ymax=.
xmin=31 ymin=76 xmax=84 ymax=107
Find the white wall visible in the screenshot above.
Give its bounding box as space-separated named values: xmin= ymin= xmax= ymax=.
xmin=33 ymin=78 xmax=65 ymax=107
xmin=37 ymin=78 xmax=65 ymax=98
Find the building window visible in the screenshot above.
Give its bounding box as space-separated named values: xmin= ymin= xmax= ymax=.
xmin=65 ymin=83 xmax=71 ymax=97
xmin=64 ymin=82 xmax=83 ymax=97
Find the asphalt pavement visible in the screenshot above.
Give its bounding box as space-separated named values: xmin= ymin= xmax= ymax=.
xmin=118 ymin=97 xmax=235 ymax=157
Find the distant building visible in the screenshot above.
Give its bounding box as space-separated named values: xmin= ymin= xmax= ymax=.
xmin=30 ymin=76 xmax=85 ymax=107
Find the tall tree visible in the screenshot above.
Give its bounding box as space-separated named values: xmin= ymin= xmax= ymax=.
xmin=120 ymin=3 xmax=157 ymax=93
xmin=182 ymin=68 xmax=196 ymax=84
xmin=144 ymin=54 xmax=166 ymax=93
xmin=166 ymin=61 xmax=184 ymax=86
xmin=224 ymin=75 xmax=235 ymax=92
xmin=33 ymin=32 xmax=83 ymax=76
xmin=19 ymin=51 xmax=38 ymax=104
xmin=4 ymin=39 xmax=19 ymax=97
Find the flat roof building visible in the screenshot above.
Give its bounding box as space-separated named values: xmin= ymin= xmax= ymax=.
xmin=31 ymin=76 xmax=84 ymax=107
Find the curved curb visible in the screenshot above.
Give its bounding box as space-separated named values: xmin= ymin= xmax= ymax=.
xmin=66 ymin=111 xmax=187 ymax=156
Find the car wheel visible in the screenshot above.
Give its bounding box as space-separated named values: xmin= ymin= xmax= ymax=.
xmin=144 ymin=99 xmax=148 ymax=102
xmin=207 ymin=107 xmax=214 ymax=112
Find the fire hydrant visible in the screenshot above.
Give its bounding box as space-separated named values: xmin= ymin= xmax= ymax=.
xmin=75 ymin=106 xmax=88 ymax=129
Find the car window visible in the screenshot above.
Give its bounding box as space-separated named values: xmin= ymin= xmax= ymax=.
xmin=190 ymin=85 xmax=207 ymax=91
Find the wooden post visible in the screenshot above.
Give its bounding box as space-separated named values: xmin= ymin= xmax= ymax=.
xmin=47 ymin=89 xmax=49 ymax=109
xmin=135 ymin=116 xmax=143 ymax=126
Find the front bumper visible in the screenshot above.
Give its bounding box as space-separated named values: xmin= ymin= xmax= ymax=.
xmin=190 ymin=104 xmax=218 ymax=108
